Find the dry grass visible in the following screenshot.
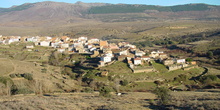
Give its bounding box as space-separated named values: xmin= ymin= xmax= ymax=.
xmin=0 ymin=90 xmax=219 ymax=110
xmin=0 ymin=58 xmax=14 ymax=76
xmin=0 ymin=92 xmax=156 ymax=110
xmin=168 ymin=91 xmax=220 ymax=110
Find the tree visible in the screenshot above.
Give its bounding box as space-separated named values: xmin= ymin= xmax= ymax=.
xmin=186 ymin=58 xmax=193 ymax=62
xmin=207 ymin=51 xmax=213 ymax=59
xmin=154 ymin=87 xmax=170 ymax=105
xmin=99 ymin=86 xmax=112 ymax=97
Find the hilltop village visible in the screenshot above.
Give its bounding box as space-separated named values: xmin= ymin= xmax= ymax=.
xmin=0 ymin=35 xmax=197 ymax=73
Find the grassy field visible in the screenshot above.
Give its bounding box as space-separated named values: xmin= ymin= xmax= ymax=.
xmin=0 ymin=58 xmax=14 ymax=76
xmin=0 ymin=90 xmax=219 ymax=110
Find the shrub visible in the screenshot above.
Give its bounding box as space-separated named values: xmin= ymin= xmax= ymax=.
xmin=99 ymin=86 xmax=112 ymax=97
xmin=9 ymin=74 xmax=16 ymax=78
xmin=120 ymin=80 xmax=128 ymax=86
xmin=0 ymin=76 xmax=12 ymax=85
xmin=154 ymin=80 xmax=164 ymax=85
xmin=13 ymin=87 xmax=34 ymax=95
xmin=41 ymin=68 xmax=47 ymax=73
xmin=154 ymin=87 xmax=170 ymax=105
xmin=69 ymin=73 xmax=77 ymax=79
xmin=186 ymin=58 xmax=193 ymax=62
xmin=82 ymin=87 xmax=94 ymax=93
xmin=173 ymin=74 xmax=187 ymax=83
xmin=199 ymin=75 xmax=218 ymax=84
xmin=23 ymin=73 xmax=33 ymax=80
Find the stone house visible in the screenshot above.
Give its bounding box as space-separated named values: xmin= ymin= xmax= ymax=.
xmin=117 ymin=55 xmax=127 ymax=61
xmin=163 ymin=59 xmax=174 ymax=65
xmin=159 ymin=53 xmax=168 ymax=60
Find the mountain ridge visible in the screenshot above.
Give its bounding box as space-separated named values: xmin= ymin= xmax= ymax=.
xmin=0 ymin=1 xmax=220 ymax=36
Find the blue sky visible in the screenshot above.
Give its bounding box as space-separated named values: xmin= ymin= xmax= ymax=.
xmin=1 ymin=0 xmax=220 ymax=8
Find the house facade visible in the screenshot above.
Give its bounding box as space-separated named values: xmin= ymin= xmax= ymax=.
xmin=134 ymin=58 xmax=142 ymax=65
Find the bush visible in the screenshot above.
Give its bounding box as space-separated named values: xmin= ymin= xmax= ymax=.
xmin=120 ymin=80 xmax=128 ymax=86
xmin=41 ymin=68 xmax=47 ymax=73
xmin=186 ymin=58 xmax=193 ymax=62
xmin=82 ymin=87 xmax=94 ymax=93
xmin=23 ymin=73 xmax=33 ymax=80
xmin=12 ymin=87 xmax=34 ymax=95
xmin=199 ymin=75 xmax=218 ymax=84
xmin=154 ymin=80 xmax=164 ymax=85
xmin=69 ymin=73 xmax=77 ymax=79
xmin=9 ymin=74 xmax=17 ymax=78
xmin=0 ymin=76 xmax=12 ymax=85
xmin=173 ymin=74 xmax=187 ymax=83
xmin=99 ymin=86 xmax=112 ymax=97
xmin=154 ymin=87 xmax=170 ymax=105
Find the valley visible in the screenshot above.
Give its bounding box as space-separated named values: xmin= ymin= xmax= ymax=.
xmin=0 ymin=1 xmax=220 ymax=110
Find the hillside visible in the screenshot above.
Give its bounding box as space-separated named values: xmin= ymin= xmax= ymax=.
xmin=0 ymin=2 xmax=220 ymax=36
xmin=88 ymin=3 xmax=217 ymax=14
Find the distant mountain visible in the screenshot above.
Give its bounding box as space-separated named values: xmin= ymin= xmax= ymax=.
xmin=0 ymin=2 xmax=219 ymax=22
xmin=88 ymin=3 xmax=219 ymax=14
xmin=0 ymin=1 xmax=220 ymax=35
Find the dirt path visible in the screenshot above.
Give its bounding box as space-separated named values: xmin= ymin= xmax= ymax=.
xmin=190 ymin=66 xmax=209 ymax=82
xmin=8 ymin=59 xmax=16 ymax=75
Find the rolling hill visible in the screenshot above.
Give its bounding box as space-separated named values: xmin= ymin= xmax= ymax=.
xmin=0 ymin=1 xmax=220 ymax=36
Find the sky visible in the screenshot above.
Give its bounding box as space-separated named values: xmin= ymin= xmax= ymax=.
xmin=1 ymin=0 xmax=220 ymax=8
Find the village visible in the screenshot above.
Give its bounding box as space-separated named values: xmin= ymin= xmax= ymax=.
xmin=0 ymin=35 xmax=198 ymax=73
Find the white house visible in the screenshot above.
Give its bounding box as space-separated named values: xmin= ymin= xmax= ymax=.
xmin=119 ymin=50 xmax=128 ymax=56
xmin=73 ymin=42 xmax=83 ymax=48
xmin=46 ymin=36 xmax=52 ymax=40
xmin=57 ymin=48 xmax=65 ymax=53
xmin=101 ymin=55 xmax=112 ymax=63
xmin=125 ymin=44 xmax=136 ymax=49
xmin=51 ymin=42 xmax=60 ymax=48
xmin=135 ymin=50 xmax=146 ymax=57
xmin=150 ymin=50 xmax=163 ymax=58
xmin=61 ymin=43 xmax=69 ymax=48
xmin=26 ymin=37 xmax=38 ymax=42
xmin=176 ymin=59 xmax=186 ymax=64
xmin=141 ymin=56 xmax=151 ymax=61
xmin=78 ymin=36 xmax=88 ymax=43
xmin=4 ymin=39 xmax=13 ymax=44
xmin=87 ymin=44 xmax=93 ymax=49
xmin=88 ymin=38 xmax=100 ymax=44
xmin=26 ymin=45 xmax=34 ymax=49
xmin=90 ymin=47 xmax=97 ymax=52
xmin=105 ymin=53 xmax=113 ymax=58
xmin=134 ymin=58 xmax=142 ymax=65
xmin=39 ymin=41 xmax=50 ymax=47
